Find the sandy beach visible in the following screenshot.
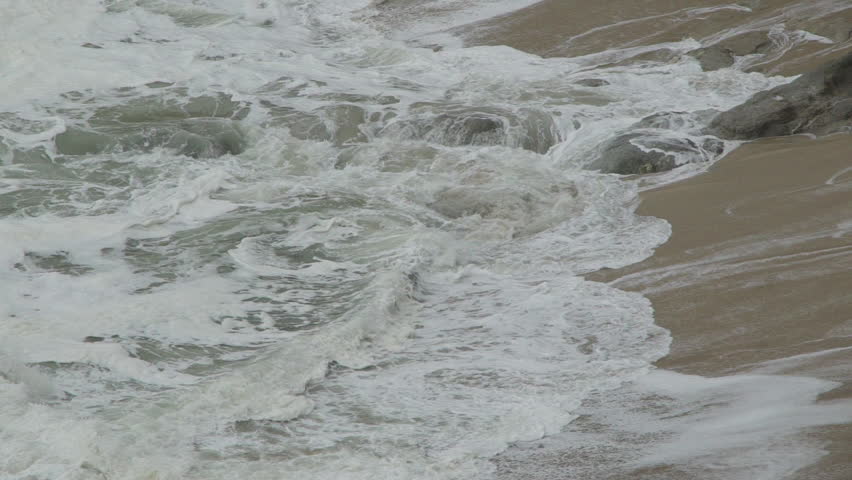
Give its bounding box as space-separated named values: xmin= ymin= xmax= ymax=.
xmin=491 ymin=135 xmax=852 ymax=480
xmin=461 ymin=0 xmax=852 ymax=75
xmin=591 ymin=134 xmax=852 ymax=479
xmin=596 ymin=134 xmax=852 ymax=374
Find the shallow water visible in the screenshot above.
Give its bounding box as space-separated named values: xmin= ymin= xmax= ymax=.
xmin=0 ymin=1 xmax=842 ymax=479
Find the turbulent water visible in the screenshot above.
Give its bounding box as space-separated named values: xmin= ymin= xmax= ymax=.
xmin=0 ymin=1 xmax=834 ymax=479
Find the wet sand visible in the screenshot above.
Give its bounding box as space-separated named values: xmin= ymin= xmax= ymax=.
xmin=459 ymin=0 xmax=852 ymax=75
xmin=594 ymin=135 xmax=852 ymax=374
xmin=590 ymin=133 xmax=852 ymax=479
xmin=493 ymin=135 xmax=852 ymax=480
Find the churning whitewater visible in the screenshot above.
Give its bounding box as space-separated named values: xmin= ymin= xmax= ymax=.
xmin=0 ymin=1 xmax=796 ymax=479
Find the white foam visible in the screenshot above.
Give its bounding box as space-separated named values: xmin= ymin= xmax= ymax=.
xmin=825 ymin=165 xmax=852 ymax=185
xmin=635 ymin=371 xmax=852 ymax=479
xmin=499 ymin=369 xmax=852 ymax=480
xmin=0 ymin=0 xmax=839 ymax=478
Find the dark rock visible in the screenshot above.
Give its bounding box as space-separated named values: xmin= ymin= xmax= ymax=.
xmin=315 ymin=92 xmax=399 ymax=105
xmin=633 ymin=111 xmax=692 ymax=130
xmin=830 ymin=98 xmax=852 ymax=119
xmin=575 ymin=78 xmax=610 ymax=87
xmin=433 ymin=113 xmax=504 ymax=146
xmin=145 ymin=81 xmax=174 ymax=89
xmin=261 ymin=103 xmax=370 ymax=146
xmin=54 ymin=128 xmax=115 ymax=155
xmin=589 ymin=134 xmax=719 ymax=175
xmin=88 ymin=92 xmax=248 ymax=124
xmin=706 ymin=52 xmax=852 ymax=139
xmin=169 ymin=119 xmax=246 ymax=157
xmin=688 ymin=46 xmax=735 ymax=71
xmin=81 ymin=43 xmax=103 ymax=49
xmin=520 ymin=109 xmax=560 ymax=154
xmin=321 ymin=104 xmax=368 ymax=146
xmin=380 ymin=106 xmax=559 ymax=153
xmin=54 ymin=118 xmax=246 ymax=158
xmin=701 ymin=137 xmax=725 ymax=156
xmin=715 ymin=31 xmax=773 ymax=56
xmin=588 ymin=110 xmax=726 ymax=174
xmin=378 ymin=106 xmax=511 ymax=148
xmin=262 ymin=105 xmax=330 ymax=141
xmin=589 ymin=134 xmax=677 ymax=175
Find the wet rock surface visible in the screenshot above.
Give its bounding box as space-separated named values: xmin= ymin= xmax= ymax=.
xmin=380 ymin=105 xmax=560 ymax=153
xmin=590 ymin=133 xmax=724 ymax=175
xmin=589 ymin=134 xmax=677 ymax=175
xmin=713 ymin=30 xmax=774 ymax=58
xmin=707 ymin=52 xmax=852 ymax=139
xmin=632 ymin=111 xmax=717 ymax=131
xmin=594 ymin=52 xmax=852 ymax=175
xmin=321 ymin=104 xmax=368 ymax=146
xmin=54 ymin=118 xmax=246 ymax=158
xmin=590 ymin=111 xmax=724 ymax=175
xmin=688 ymin=45 xmax=735 ymax=71
xmin=52 ymin=92 xmax=250 ymax=158
xmin=574 ymin=78 xmax=610 ymax=87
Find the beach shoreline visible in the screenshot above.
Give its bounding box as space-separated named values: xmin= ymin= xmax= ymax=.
xmin=590 ymin=133 xmax=852 ymax=479
xmin=2 ymin=1 xmax=849 ymax=477
xmin=448 ymin=0 xmax=852 ymax=477
xmin=492 ymin=133 xmax=852 ymax=480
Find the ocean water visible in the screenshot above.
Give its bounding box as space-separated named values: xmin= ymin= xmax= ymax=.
xmin=0 ymin=1 xmax=845 ymax=479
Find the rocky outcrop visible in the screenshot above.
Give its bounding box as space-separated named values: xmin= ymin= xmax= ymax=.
xmin=688 ymin=45 xmax=735 ymax=71
xmin=262 ymin=103 xmax=374 ymax=146
xmin=427 ymin=112 xmax=506 ymax=146
xmin=321 ymin=104 xmax=368 ymax=146
xmin=574 ymin=78 xmax=610 ymax=87
xmin=707 ymin=52 xmax=852 ymax=139
xmin=380 ymin=105 xmax=560 ymax=154
xmin=589 ymin=134 xmax=676 ymax=175
xmin=54 ymin=118 xmax=246 ymax=158
xmin=589 ymin=133 xmax=723 ymax=175
xmin=591 ymin=52 xmax=851 ymax=175
xmin=713 ymin=31 xmax=774 ymax=58
xmin=52 ymin=92 xmax=252 ymax=158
